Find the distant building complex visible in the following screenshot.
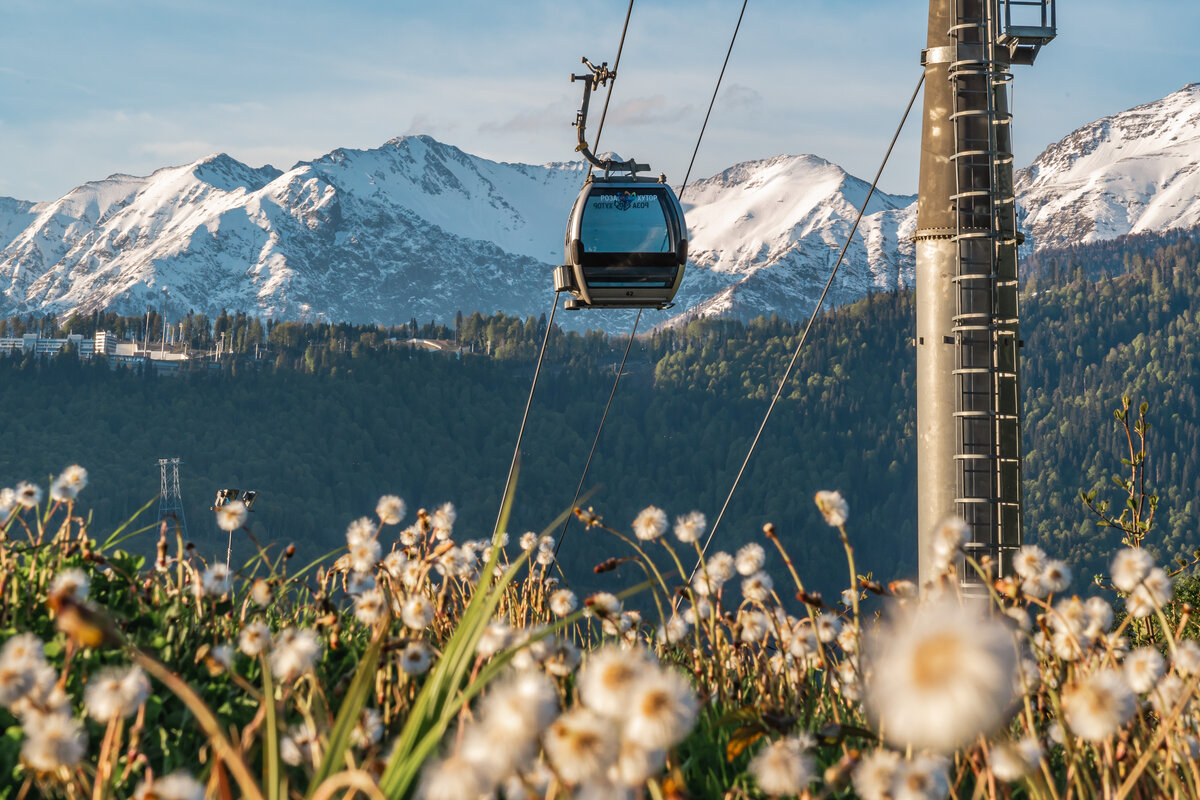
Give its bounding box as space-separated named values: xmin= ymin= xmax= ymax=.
xmin=0 ymin=330 xmax=191 ymax=373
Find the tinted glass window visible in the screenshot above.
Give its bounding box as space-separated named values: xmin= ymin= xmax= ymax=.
xmin=580 ymin=188 xmax=671 ymax=253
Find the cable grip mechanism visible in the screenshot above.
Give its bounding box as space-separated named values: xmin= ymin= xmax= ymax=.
xmin=571 ymin=56 xmax=649 ymax=176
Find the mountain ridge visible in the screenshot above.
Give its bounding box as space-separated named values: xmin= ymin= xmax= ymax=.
xmin=2 ymin=83 xmax=1198 ymax=329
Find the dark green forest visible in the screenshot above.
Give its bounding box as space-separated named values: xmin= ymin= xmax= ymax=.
xmin=2 ymin=228 xmax=1198 ymax=597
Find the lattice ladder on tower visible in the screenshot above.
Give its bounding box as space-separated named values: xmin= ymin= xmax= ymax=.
xmin=158 ymin=458 xmax=189 ymax=540
xmin=947 ymin=0 xmax=1023 ymax=584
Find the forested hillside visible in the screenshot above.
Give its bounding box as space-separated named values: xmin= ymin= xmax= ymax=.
xmin=2 ymin=228 xmax=1198 ymax=596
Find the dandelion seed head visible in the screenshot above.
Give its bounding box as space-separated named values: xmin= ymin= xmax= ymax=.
xmin=519 ymin=531 xmax=539 ymax=551
xmin=215 ymin=499 xmax=247 ymax=532
xmin=1063 ymin=669 xmax=1134 ymax=741
xmin=735 ymin=543 xmax=765 ymax=576
xmin=738 ymin=610 xmax=770 ymax=643
xmin=707 ymin=551 xmax=735 ymax=582
xmin=609 ymin=739 xmax=665 ymax=787
xmin=585 ymin=592 xmax=621 ymax=618
xmin=476 ymin=621 xmax=511 ymax=658
xmin=15 ymin=482 xmax=42 ymax=510
xmin=544 ymin=708 xmax=619 ymax=785
xmin=929 ymin=517 xmax=968 ymax=571
xmin=673 ymin=510 xmax=706 ymax=544
xmin=354 ymin=588 xmax=386 ymax=625
xmin=1151 ymin=673 xmax=1188 ymax=716
xmin=892 ymin=754 xmax=951 ymax=800
xmin=401 ymin=642 xmax=432 ymax=675
xmin=622 ymin=667 xmax=698 ymax=750
xmin=1126 ymin=567 xmax=1172 ymax=618
xmin=1040 ymin=560 xmax=1072 ymax=594
xmin=1013 ymin=544 xmax=1047 ymax=580
xmin=1085 ymin=596 xmax=1113 ymax=635
xmin=852 ymin=748 xmax=901 ymax=800
xmin=1174 ymin=639 xmax=1200 ymax=677
xmin=1123 ymin=647 xmax=1164 ymax=693
xmin=134 ymin=770 xmax=205 ymax=800
xmin=432 ymin=502 xmax=456 ymax=538
xmin=741 ymin=571 xmax=774 ymax=604
xmin=270 ymin=627 xmax=321 ymax=682
xmin=632 ymin=506 xmax=668 ymax=541
xmin=280 ymin=723 xmax=317 ymax=767
xmin=50 ymin=465 xmax=88 ymax=502
xmin=749 ymin=737 xmax=815 ymax=797
xmin=348 ymin=538 xmax=381 ymax=574
xmin=399 ymin=525 xmax=421 ymax=548
xmin=249 ymin=578 xmax=272 ymax=607
xmin=1110 ymin=547 xmax=1156 ymax=593
xmin=579 ymin=646 xmax=652 ymax=718
xmin=376 ymin=495 xmax=406 ymax=525
xmin=400 ymin=560 xmax=424 ymax=590
xmin=417 ymin=754 xmax=487 ymax=800
xmin=20 ymin=712 xmax=86 ymax=771
xmin=815 ymin=612 xmax=843 ymax=643
xmin=814 ymin=490 xmax=848 ymax=527
xmin=200 ymin=563 xmax=231 ymax=597
xmin=402 ymin=595 xmax=435 ymax=630
xmin=864 ymin=597 xmax=1017 ymax=752
xmin=550 ymin=588 xmax=577 ymax=617
xmin=657 ymin=614 xmax=690 ymax=645
xmin=238 ymin=619 xmax=270 ymax=656
xmin=48 ymin=569 xmax=90 ymax=605
xmin=682 ymin=598 xmax=711 ymax=626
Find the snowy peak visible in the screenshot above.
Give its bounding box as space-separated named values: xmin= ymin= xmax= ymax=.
xmin=1016 ymin=83 xmax=1200 ymax=248
xmin=191 ymin=154 xmax=282 ymax=193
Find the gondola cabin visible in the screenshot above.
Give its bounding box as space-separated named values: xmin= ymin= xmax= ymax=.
xmin=554 ymin=175 xmax=688 ymax=310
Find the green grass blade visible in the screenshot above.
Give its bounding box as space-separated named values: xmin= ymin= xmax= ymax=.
xmin=306 ymin=620 xmax=387 ymax=796
xmin=100 ymin=496 xmax=159 ymax=550
xmin=261 ymin=656 xmax=281 ymax=800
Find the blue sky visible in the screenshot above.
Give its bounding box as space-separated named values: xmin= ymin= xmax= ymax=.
xmin=1 ymin=0 xmax=1196 ymax=202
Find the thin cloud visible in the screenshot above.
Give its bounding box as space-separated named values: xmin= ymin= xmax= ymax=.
xmin=719 ymin=84 xmax=763 ymax=112
xmin=406 ymin=114 xmax=460 ymax=137
xmin=607 ymin=95 xmax=692 ymax=126
xmin=478 ymin=103 xmax=564 ymax=135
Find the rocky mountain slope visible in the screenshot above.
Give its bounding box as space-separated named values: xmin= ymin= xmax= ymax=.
xmin=1016 ymin=83 xmax=1200 ymax=249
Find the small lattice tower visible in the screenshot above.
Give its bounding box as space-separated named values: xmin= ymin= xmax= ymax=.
xmin=158 ymin=458 xmax=188 ymax=538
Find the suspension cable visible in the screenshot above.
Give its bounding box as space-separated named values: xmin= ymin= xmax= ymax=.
xmin=590 ymin=0 xmax=636 ymax=164
xmin=554 ymin=308 xmax=643 ymax=555
xmin=491 ymin=290 xmax=562 ymax=541
xmin=679 ymin=0 xmax=748 ymax=200
xmin=692 ymin=71 xmax=926 ymax=572
xmin=556 ymin=1 xmax=747 ymax=558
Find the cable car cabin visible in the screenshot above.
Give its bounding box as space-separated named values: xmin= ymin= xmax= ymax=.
xmin=554 ymin=175 xmax=687 ymax=310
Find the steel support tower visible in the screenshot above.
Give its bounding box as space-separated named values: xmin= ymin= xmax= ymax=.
xmin=915 ymin=0 xmax=1054 ymax=586
xmin=158 ymin=458 xmax=189 ymax=539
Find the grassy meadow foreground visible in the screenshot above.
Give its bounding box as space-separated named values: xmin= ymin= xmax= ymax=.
xmin=3 ymin=443 xmax=1200 ymax=799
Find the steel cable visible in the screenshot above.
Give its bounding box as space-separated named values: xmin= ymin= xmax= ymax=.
xmin=554 ymin=308 xmax=642 ymax=555
xmin=690 ymin=71 xmax=927 ymax=576
xmin=490 ymin=290 xmax=561 ymax=541
xmin=679 ymin=0 xmax=749 ymax=200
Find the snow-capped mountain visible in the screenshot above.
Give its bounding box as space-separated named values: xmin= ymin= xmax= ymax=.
xmin=1 ymin=83 xmax=1198 ymax=329
xmin=0 ymin=138 xmax=913 ymax=330
xmin=1016 ymin=83 xmax=1200 ymax=249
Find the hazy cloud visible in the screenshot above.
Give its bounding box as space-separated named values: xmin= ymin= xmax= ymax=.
xmin=478 ymin=103 xmax=566 ymax=135
xmin=607 ymin=95 xmax=692 ymax=127
xmin=719 ymin=84 xmax=763 ymax=112
xmin=406 ymin=114 xmax=461 ymax=137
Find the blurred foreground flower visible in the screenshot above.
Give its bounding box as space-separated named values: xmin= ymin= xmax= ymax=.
xmin=863 ymin=595 xmax=1017 ymax=752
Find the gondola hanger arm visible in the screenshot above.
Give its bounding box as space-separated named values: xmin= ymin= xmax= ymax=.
xmin=571 ymin=56 xmax=648 ymax=175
